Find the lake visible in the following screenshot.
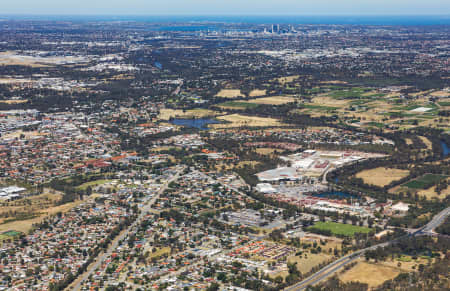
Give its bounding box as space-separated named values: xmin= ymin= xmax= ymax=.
xmin=170 ymin=118 xmax=220 ymax=130
xmin=441 ymin=140 xmax=449 ymax=157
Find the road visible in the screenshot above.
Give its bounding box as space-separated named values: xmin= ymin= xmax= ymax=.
xmin=419 ymin=206 xmax=450 ymax=234
xmin=69 ymin=166 xmax=185 ymax=291
xmin=285 ymin=206 xmax=450 ymax=291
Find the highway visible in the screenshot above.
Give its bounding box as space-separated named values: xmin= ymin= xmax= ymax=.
xmin=69 ymin=166 xmax=185 ymax=291
xmin=285 ymin=206 xmax=450 ymax=291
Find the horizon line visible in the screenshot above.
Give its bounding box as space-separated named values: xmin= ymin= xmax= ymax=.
xmin=1 ymin=13 xmax=450 ymax=17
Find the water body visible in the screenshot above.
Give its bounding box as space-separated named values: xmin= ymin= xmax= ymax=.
xmin=313 ymin=191 xmax=359 ymax=200
xmin=441 ymin=140 xmax=450 ymax=157
xmin=154 ymin=62 xmax=162 ymax=69
xmin=170 ymin=118 xmax=220 ymax=130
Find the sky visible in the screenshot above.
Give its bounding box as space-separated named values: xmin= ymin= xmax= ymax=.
xmin=1 ymin=0 xmax=449 ymax=16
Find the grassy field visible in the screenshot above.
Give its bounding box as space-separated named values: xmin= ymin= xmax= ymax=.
xmin=403 ymin=174 xmax=447 ymax=189
xmin=215 ymin=89 xmax=245 ymax=98
xmin=273 ymin=253 xmax=331 ymax=279
xmin=255 ymin=148 xmax=279 ymax=155
xmin=0 ymin=230 xmax=22 ymax=242
xmin=247 ymin=96 xmax=295 ymax=105
xmin=0 ymin=199 xmax=83 ymax=234
xmin=355 ymin=167 xmax=410 ymax=187
xmin=308 ymin=222 xmax=371 ymax=237
xmin=212 ymin=114 xmax=286 ymax=128
xmin=275 ymin=75 xmax=299 ymax=84
xmin=418 ymin=136 xmax=433 ymax=150
xmin=249 ymin=89 xmax=267 ymax=97
xmin=76 ymin=179 xmax=110 ymax=190
xmin=158 ymin=108 xmax=218 ymax=120
xmin=417 ymin=180 xmax=450 ymax=199
xmin=218 ymin=101 xmax=260 ymax=109
xmin=288 ymin=253 xmax=331 ymax=274
xmin=339 ymin=261 xmax=401 ymax=287
xmin=0 ymin=99 xmax=28 ymax=104
xmin=148 ymin=247 xmax=171 ymax=260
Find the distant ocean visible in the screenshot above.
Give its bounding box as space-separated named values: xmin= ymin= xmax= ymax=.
xmin=1 ymin=15 xmax=450 ymax=26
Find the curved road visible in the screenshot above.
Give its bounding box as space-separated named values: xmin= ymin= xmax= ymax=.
xmin=285 ymin=206 xmax=450 ymax=291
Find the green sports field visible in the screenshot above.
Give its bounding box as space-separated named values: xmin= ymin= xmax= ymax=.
xmin=307 ymin=221 xmax=371 ymax=237
xmin=403 ymin=174 xmax=446 ymax=189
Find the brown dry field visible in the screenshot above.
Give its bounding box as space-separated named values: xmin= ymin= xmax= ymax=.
xmin=249 ymin=89 xmax=267 ymax=97
xmin=158 ymin=108 xmax=218 ymax=120
xmin=255 ymin=148 xmax=279 ymax=155
xmin=311 ymin=96 xmax=349 ymax=107
xmin=417 ymin=178 xmax=450 ymax=200
xmin=0 ymin=191 xmax=98 ymax=234
xmin=289 ymin=253 xmax=332 ymax=274
xmin=355 ymin=167 xmax=410 ymax=187
xmin=430 ymin=90 xmax=450 ymax=98
xmin=340 ymin=257 xmax=433 ymax=287
xmin=271 ymin=253 xmax=332 ymax=280
xmin=212 ymin=114 xmax=286 ymax=129
xmin=247 ymin=96 xmax=295 ymax=105
xmin=215 ymin=89 xmax=245 ymax=98
xmin=236 ymin=161 xmax=261 ymax=168
xmin=339 ymin=261 xmax=401 ymax=287
xmin=418 ymin=136 xmax=433 ymax=150
xmin=0 ymin=78 xmax=33 ymax=84
xmin=0 ymin=99 xmax=28 ymax=104
xmin=276 ymin=75 xmax=299 ymax=84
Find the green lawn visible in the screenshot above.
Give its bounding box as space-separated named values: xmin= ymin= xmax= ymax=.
xmin=403 ymin=174 xmax=446 ymax=189
xmin=307 ymin=221 xmax=371 ymax=237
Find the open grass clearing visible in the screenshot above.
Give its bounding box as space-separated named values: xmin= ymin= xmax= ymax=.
xmin=355 ymin=167 xmax=410 ymax=187
xmin=0 ymin=199 xmax=84 ymax=234
xmin=403 ymin=174 xmax=447 ymax=190
xmin=339 ymin=261 xmax=402 ymax=287
xmin=215 ymin=89 xmax=245 ymax=98
xmin=288 ymin=253 xmax=332 ymax=274
xmin=275 ymin=75 xmax=299 ymax=85
xmin=148 ymin=247 xmax=171 ymax=259
xmin=417 ymin=178 xmax=450 ymax=200
xmin=249 ymin=89 xmax=267 ymax=97
xmin=247 ymin=96 xmax=296 ymax=105
xmin=212 ymin=114 xmax=286 ymax=129
xmin=158 ymin=108 xmax=218 ymax=120
xmin=418 ymin=136 xmax=433 ymax=150
xmin=307 ymin=221 xmax=371 ymax=237
xmin=255 ymin=148 xmax=279 ymax=155
xmin=218 ymin=101 xmax=260 ymax=109
xmin=76 ymin=179 xmax=110 ymax=191
xmin=0 ymin=99 xmax=28 ymax=104
xmin=273 ymin=253 xmax=331 ymax=279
